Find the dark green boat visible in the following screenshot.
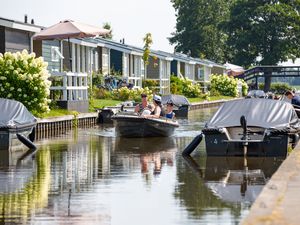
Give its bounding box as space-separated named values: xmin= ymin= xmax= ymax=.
xmin=112 ymin=114 xmax=179 ymax=137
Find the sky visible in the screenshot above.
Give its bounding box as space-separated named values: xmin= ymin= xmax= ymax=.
xmin=0 ymin=0 xmax=177 ymax=52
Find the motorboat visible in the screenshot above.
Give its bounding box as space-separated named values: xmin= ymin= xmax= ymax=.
xmin=162 ymin=94 xmax=190 ymax=117
xmin=0 ymin=98 xmax=37 ymax=150
xmin=112 ymin=112 xmax=179 ymax=137
xmin=183 ymin=98 xmax=300 ymax=157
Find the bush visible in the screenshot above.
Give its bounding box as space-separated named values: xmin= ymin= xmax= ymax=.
xmin=143 ymin=79 xmax=159 ymax=91
xmin=259 ymin=82 xmax=293 ymax=94
xmin=170 ymin=75 xmax=202 ymax=97
xmin=111 ymin=87 xmax=153 ymax=102
xmin=240 ymin=79 xmax=248 ymax=96
xmin=0 ymin=50 xmax=51 ymax=114
xmin=210 ymin=74 xmax=239 ymax=97
xmin=94 ymin=88 xmax=112 ymax=99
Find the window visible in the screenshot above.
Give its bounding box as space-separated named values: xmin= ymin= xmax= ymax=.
xmin=51 ymin=46 xmax=64 ymax=62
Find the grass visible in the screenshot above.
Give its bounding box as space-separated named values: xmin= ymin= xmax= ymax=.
xmin=90 ymin=99 xmax=122 ymax=110
xmin=37 ymin=109 xmax=79 ymax=118
xmin=38 ymin=96 xmax=234 ymax=118
xmin=188 ymin=95 xmax=234 ymax=103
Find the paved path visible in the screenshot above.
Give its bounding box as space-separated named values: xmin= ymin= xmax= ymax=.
xmin=242 ymin=145 xmax=300 ymax=225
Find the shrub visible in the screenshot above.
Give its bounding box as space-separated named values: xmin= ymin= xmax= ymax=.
xmin=111 ymin=87 xmax=153 ymax=102
xmin=170 ymin=75 xmax=202 ymax=97
xmin=259 ymin=82 xmax=293 ymax=94
xmin=0 ymin=50 xmax=51 ymax=114
xmin=240 ymin=79 xmax=249 ymax=96
xmin=142 ymin=79 xmax=160 ymax=91
xmin=210 ymin=74 xmax=239 ymax=97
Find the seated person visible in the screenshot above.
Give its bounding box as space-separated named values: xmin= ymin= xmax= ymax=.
xmin=141 ymin=104 xmax=154 ymax=115
xmin=165 ymin=100 xmax=175 ymax=119
xmin=285 ymin=90 xmax=300 ymax=106
xmin=144 ymin=95 xmax=164 ymax=119
xmin=135 ymin=93 xmax=149 ymax=113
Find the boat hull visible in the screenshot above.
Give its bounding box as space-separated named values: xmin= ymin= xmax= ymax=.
xmin=203 ymin=132 xmax=289 ymax=157
xmin=0 ymin=124 xmax=35 ymax=151
xmin=112 ymin=115 xmax=179 ymax=137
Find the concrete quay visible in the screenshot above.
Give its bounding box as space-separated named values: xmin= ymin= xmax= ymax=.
xmin=242 ymin=144 xmax=300 ymax=225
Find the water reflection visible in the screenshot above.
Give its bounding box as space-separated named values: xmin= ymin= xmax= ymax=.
xmin=183 ymin=156 xmax=283 ymax=204
xmin=0 ymin=149 xmax=50 ymax=224
xmin=0 ymin=107 xmax=285 ymax=225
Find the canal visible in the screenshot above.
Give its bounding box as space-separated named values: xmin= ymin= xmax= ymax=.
xmin=0 ymin=107 xmax=284 ymax=225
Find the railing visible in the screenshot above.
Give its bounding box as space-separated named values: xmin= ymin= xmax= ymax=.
xmin=236 ymin=66 xmax=300 ymax=81
xmin=50 ymin=71 xmax=89 ymax=101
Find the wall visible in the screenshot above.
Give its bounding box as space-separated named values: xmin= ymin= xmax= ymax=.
xmin=42 ymin=40 xmax=61 ymax=73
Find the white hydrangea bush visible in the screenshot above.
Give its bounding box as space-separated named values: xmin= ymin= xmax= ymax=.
xmin=0 ymin=50 xmax=51 ymax=114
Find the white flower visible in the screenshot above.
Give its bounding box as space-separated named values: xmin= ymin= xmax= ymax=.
xmin=17 ymin=88 xmax=22 ymax=92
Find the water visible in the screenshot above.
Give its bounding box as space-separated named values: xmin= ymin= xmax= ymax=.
xmin=0 ymin=107 xmax=284 ymax=225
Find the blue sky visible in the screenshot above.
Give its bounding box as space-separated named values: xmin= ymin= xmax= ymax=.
xmin=0 ymin=0 xmax=176 ymax=52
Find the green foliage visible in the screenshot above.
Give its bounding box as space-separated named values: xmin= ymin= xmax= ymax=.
xmin=94 ymin=88 xmax=112 ymax=99
xmin=170 ymin=75 xmax=202 ymax=98
xmin=112 ymin=87 xmax=153 ymax=102
xmin=102 ymin=22 xmax=113 ymax=39
xmin=224 ymin=1 xmax=300 ymax=67
xmin=0 ymin=50 xmax=51 ymax=114
xmin=259 ymin=82 xmax=293 ymax=94
xmin=142 ymin=79 xmax=160 ymax=91
xmin=92 ymin=72 xmax=104 ymax=87
xmin=240 ymin=79 xmax=248 ymax=96
xmin=142 ymin=33 xmax=153 ymax=66
xmin=169 ymin=0 xmax=233 ymax=62
xmin=210 ymin=74 xmax=244 ymax=97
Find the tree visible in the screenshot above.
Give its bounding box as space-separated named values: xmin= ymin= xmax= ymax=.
xmin=102 ymin=22 xmax=113 ymax=39
xmin=169 ymin=0 xmax=233 ymax=62
xmin=225 ymin=0 xmax=300 ymax=67
xmin=142 ymin=33 xmax=153 ymax=85
xmin=224 ymin=0 xmax=300 ymax=91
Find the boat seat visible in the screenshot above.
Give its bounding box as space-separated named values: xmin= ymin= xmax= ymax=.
xmin=226 ymin=127 xmax=265 ymax=141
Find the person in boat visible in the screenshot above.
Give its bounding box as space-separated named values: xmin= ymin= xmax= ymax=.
xmin=141 ymin=104 xmax=154 ymax=115
xmin=135 ymin=93 xmax=150 ymax=113
xmin=165 ymin=100 xmax=176 ymax=119
xmin=285 ymin=90 xmax=300 ymax=106
xmin=144 ymin=95 xmax=164 ymax=119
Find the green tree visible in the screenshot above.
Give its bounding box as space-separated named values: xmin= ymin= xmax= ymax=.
xmin=169 ymin=0 xmax=233 ymax=62
xmin=142 ymin=33 xmax=153 ymax=84
xmin=224 ymin=0 xmax=300 ymax=90
xmin=225 ymin=0 xmax=300 ymax=67
xmin=102 ymin=22 xmax=113 ymax=39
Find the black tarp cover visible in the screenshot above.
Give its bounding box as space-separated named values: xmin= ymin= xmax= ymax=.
xmin=205 ymin=98 xmax=300 ymax=130
xmin=161 ymin=94 xmax=190 ymax=106
xmin=0 ymin=98 xmax=36 ymax=128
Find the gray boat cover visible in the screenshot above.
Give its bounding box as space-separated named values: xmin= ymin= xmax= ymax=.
xmin=206 ymin=98 xmax=300 ymax=130
xmin=0 ymin=98 xmax=36 ymax=128
xmin=161 ymin=94 xmax=190 ymax=106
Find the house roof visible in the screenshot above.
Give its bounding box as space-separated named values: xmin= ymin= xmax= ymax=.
xmin=0 ymin=17 xmax=42 ymax=33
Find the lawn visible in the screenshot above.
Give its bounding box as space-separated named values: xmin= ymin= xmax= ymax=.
xmin=90 ymin=99 xmax=122 ymax=110
xmin=37 ymin=109 xmax=78 ymax=118
xmin=38 ymin=96 xmax=234 ymax=118
xmin=188 ymin=95 xmax=234 ymax=103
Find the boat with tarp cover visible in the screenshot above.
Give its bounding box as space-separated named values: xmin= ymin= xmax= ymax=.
xmin=112 ymin=113 xmax=179 ymax=137
xmin=183 ymin=98 xmax=300 ymax=157
xmin=0 ymin=98 xmax=37 ymax=150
